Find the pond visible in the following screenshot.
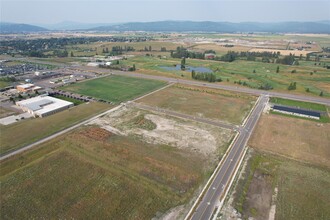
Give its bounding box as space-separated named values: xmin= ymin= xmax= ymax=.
xmin=160 ymin=65 xmax=213 ymax=73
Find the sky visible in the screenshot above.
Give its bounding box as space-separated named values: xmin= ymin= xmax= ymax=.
xmin=1 ymin=0 xmax=330 ymax=24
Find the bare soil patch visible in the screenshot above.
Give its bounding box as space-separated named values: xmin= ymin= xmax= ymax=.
xmin=243 ymin=170 xmax=273 ymax=220
xmin=78 ymin=127 xmax=112 ymax=141
xmin=89 ymin=106 xmax=233 ymax=160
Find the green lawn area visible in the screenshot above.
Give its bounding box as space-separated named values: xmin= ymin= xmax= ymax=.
xmin=52 ymin=94 xmax=84 ymax=105
xmin=0 ymin=102 xmax=111 ymax=155
xmin=232 ymin=151 xmax=330 ymax=220
xmin=0 ymin=126 xmax=211 ymax=219
xmin=62 ymin=75 xmax=167 ymax=103
xmin=270 ymin=97 xmax=327 ymax=111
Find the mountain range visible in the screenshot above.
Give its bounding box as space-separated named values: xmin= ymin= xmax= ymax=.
xmin=1 ymin=21 xmax=329 ymax=33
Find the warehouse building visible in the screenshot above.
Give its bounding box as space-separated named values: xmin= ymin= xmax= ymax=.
xmin=272 ymin=105 xmax=321 ymax=120
xmin=16 ymin=83 xmax=42 ymax=93
xmin=16 ymin=95 xmax=74 ymax=118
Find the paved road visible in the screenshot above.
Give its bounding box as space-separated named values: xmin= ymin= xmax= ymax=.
xmin=94 ymin=70 xmax=330 ymax=106
xmin=0 ymin=105 xmax=123 ymax=161
xmin=132 ymin=102 xmax=237 ymax=131
xmin=189 ymin=95 xmax=269 ymax=220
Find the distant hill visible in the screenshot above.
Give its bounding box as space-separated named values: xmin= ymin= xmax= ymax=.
xmin=36 ymin=21 xmax=120 ymax=31
xmin=0 ymin=22 xmax=48 ymax=33
xmin=89 ymin=21 xmax=330 ymax=33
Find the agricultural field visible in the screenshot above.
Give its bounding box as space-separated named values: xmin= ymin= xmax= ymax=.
xmin=0 ymin=105 xmax=233 ymax=219
xmin=221 ymin=150 xmax=330 ymax=220
xmin=62 ymin=75 xmax=167 ymax=103
xmin=137 ymin=84 xmax=257 ymax=125
xmin=249 ymin=113 xmax=330 ymax=168
xmin=0 ymin=102 xmax=110 ymax=155
xmin=65 ymin=41 xmax=180 ymax=57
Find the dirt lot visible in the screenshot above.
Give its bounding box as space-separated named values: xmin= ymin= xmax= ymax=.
xmin=89 ymin=105 xmax=233 ymax=161
xmin=249 ymin=113 xmax=330 ymax=168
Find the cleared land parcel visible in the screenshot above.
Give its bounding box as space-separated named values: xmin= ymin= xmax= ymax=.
xmin=249 ymin=113 xmax=330 ymax=168
xmin=137 ymin=85 xmax=256 ymax=125
xmin=1 ymin=106 xmax=233 ymax=219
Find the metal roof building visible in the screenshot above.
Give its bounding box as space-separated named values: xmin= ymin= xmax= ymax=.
xmin=16 ymin=95 xmax=74 ymax=118
xmin=272 ymin=105 xmax=321 ymax=119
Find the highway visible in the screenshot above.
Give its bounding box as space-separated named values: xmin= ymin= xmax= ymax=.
xmin=189 ymin=95 xmax=269 ymax=220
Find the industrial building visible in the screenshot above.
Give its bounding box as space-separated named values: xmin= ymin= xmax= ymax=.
xmin=16 ymin=83 xmax=42 ymax=93
xmin=272 ymin=105 xmax=321 ymax=120
xmin=16 ymin=95 xmax=74 ymax=118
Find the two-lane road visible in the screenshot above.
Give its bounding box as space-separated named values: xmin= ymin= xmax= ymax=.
xmin=74 ymin=67 xmax=330 ymax=106
xmin=190 ymin=95 xmax=269 ymax=220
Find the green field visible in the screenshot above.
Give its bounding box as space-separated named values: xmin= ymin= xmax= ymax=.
xmin=232 ymin=151 xmax=330 ymax=220
xmin=0 ymin=126 xmax=212 ymax=219
xmin=270 ymin=97 xmax=328 ymax=111
xmin=52 ymin=94 xmax=84 ymax=105
xmin=0 ymin=102 xmax=111 ymax=155
xmin=117 ymin=55 xmax=330 ymax=97
xmin=62 ymin=75 xmax=167 ymax=103
xmin=137 ymin=84 xmax=256 ymax=125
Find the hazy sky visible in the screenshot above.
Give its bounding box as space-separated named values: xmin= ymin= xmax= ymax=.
xmin=1 ymin=0 xmax=330 ymax=24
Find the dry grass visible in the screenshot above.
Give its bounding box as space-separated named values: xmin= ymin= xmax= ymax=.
xmin=0 ymin=126 xmax=213 ymax=219
xmin=249 ymin=48 xmax=317 ymax=56
xmin=0 ymin=102 xmax=111 ymax=155
xmin=231 ymin=150 xmax=330 ymax=220
xmin=249 ymin=113 xmax=330 ymax=168
xmin=137 ymin=84 xmax=257 ymax=125
xmin=191 ymin=43 xmax=252 ymax=55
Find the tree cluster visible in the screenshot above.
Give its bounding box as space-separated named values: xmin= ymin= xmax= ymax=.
xmin=111 ymin=46 xmax=135 ymax=55
xmin=288 ymin=82 xmax=297 ymax=90
xmin=191 ymin=70 xmax=219 ymax=82
xmin=170 ymin=46 xmax=205 ymax=59
xmin=277 ymin=54 xmax=297 ymax=65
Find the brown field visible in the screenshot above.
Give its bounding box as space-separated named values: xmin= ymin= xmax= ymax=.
xmin=249 ymin=113 xmax=330 ymax=168
xmin=225 ymin=150 xmax=330 ymax=220
xmin=249 ymin=48 xmax=318 ymax=56
xmin=191 ymin=43 xmax=252 ymax=55
xmin=137 ymin=84 xmax=257 ymax=125
xmin=0 ymin=124 xmax=222 ymax=219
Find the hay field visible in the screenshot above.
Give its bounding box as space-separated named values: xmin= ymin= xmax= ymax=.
xmin=249 ymin=113 xmax=330 ymax=168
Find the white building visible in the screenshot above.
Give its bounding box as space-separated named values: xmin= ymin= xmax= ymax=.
xmin=16 ymin=95 xmax=74 ymax=118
